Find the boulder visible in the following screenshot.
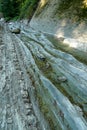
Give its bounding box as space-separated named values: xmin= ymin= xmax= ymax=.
xmin=10 ymin=28 xmax=20 ymax=34
xmin=8 ymin=22 xmax=21 ymax=34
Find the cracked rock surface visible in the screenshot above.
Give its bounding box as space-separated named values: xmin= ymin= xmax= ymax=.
xmin=0 ymin=22 xmax=87 ymax=130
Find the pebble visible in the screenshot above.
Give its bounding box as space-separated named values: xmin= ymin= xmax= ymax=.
xmin=45 ymin=62 xmax=50 ymax=69
xmin=25 ymin=103 xmax=31 ymax=109
xmin=37 ymin=53 xmax=46 ymax=61
xmin=26 ymin=109 xmax=32 ymax=115
xmin=57 ymin=76 xmax=67 ymax=82
xmin=22 ymin=91 xmax=28 ymax=98
xmin=27 ymin=114 xmax=36 ymax=126
xmin=7 ymin=118 xmax=12 ymax=124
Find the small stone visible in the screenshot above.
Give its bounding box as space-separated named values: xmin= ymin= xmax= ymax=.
xmin=37 ymin=53 xmax=46 ymax=61
xmin=7 ymin=118 xmax=12 ymax=124
xmin=11 ymin=28 xmax=20 ymax=34
xmin=27 ymin=114 xmax=36 ymax=126
xmin=7 ymin=104 xmax=10 ymax=108
xmin=57 ymin=76 xmax=67 ymax=82
xmin=45 ymin=62 xmax=50 ymax=69
xmin=25 ymin=103 xmax=31 ymax=109
xmin=22 ymin=91 xmax=28 ymax=98
xmin=26 ymin=109 xmax=32 ymax=115
xmin=74 ymin=105 xmax=83 ymax=116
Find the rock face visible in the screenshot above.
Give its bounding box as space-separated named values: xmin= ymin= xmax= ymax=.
xmin=0 ymin=24 xmax=50 ymax=130
xmin=0 ymin=21 xmax=87 ymax=130
xmin=30 ymin=0 xmax=87 ymax=52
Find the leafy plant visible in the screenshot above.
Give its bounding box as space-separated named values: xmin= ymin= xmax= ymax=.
xmin=19 ymin=0 xmax=39 ymax=19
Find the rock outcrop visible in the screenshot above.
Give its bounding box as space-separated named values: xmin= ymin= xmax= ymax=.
xmin=0 ymin=0 xmax=87 ymax=129
xmin=0 ymin=21 xmax=87 ymax=130
xmin=8 ymin=22 xmax=21 ymax=34
xmin=30 ymin=0 xmax=87 ymax=52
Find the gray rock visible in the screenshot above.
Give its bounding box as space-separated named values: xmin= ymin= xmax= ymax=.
xmin=7 ymin=118 xmax=12 ymax=124
xmin=45 ymin=62 xmax=50 ymax=69
xmin=8 ymin=22 xmax=21 ymax=34
xmin=25 ymin=103 xmax=32 ymax=109
xmin=26 ymin=109 xmax=32 ymax=115
xmin=57 ymin=76 xmax=67 ymax=82
xmin=11 ymin=28 xmax=20 ymax=34
xmin=27 ymin=114 xmax=36 ymax=126
xmin=22 ymin=90 xmax=28 ymax=98
xmin=37 ymin=53 xmax=46 ymax=61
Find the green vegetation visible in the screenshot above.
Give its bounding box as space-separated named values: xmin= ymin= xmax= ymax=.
xmin=57 ymin=0 xmax=87 ymax=21
xmin=0 ymin=0 xmax=87 ymax=21
xmin=20 ymin=0 xmax=39 ymax=19
xmin=0 ymin=0 xmax=39 ymax=21
xmin=37 ymin=94 xmax=57 ymax=130
xmin=0 ymin=0 xmax=21 ymax=20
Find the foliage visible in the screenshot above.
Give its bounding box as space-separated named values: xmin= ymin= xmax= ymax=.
xmin=0 ymin=0 xmax=39 ymax=20
xmin=57 ymin=0 xmax=87 ymax=21
xmin=0 ymin=0 xmax=21 ymax=20
xmin=19 ymin=0 xmax=39 ymax=19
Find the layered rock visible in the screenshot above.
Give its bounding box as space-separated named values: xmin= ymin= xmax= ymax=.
xmin=0 ymin=20 xmax=87 ymax=130
xmin=30 ymin=0 xmax=87 ymax=52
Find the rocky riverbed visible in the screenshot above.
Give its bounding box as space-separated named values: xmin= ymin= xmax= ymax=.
xmin=0 ymin=21 xmax=87 ymax=130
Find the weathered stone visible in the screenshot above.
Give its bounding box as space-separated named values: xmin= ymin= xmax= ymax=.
xmin=7 ymin=118 xmax=12 ymax=124
xmin=74 ymin=105 xmax=83 ymax=116
xmin=0 ymin=16 xmax=87 ymax=130
xmin=25 ymin=103 xmax=32 ymax=109
xmin=22 ymin=91 xmax=28 ymax=98
xmin=10 ymin=28 xmax=20 ymax=34
xmin=57 ymin=76 xmax=67 ymax=82
xmin=26 ymin=109 xmax=32 ymax=115
xmin=27 ymin=114 xmax=36 ymax=126
xmin=37 ymin=53 xmax=46 ymax=61
xmin=45 ymin=62 xmax=50 ymax=69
